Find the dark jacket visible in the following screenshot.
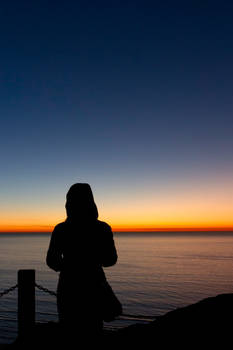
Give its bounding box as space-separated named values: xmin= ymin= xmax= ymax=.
xmin=46 ymin=219 xmax=117 ymax=284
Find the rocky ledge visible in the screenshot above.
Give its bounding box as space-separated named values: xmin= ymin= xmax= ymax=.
xmin=12 ymin=293 xmax=233 ymax=348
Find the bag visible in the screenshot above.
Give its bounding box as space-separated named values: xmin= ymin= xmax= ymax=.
xmin=100 ymin=280 xmax=122 ymax=322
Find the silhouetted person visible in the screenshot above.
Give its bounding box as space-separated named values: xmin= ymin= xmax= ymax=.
xmin=46 ymin=183 xmax=118 ymax=340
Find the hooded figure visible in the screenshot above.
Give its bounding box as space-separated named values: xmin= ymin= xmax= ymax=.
xmin=65 ymin=183 xmax=98 ymax=222
xmin=46 ymin=183 xmax=118 ymax=337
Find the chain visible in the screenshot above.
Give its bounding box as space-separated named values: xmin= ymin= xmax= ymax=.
xmin=0 ymin=283 xmax=57 ymax=298
xmin=0 ymin=284 xmax=18 ymax=298
xmin=35 ymin=283 xmax=57 ymax=297
xmin=0 ymin=283 xmax=156 ymax=323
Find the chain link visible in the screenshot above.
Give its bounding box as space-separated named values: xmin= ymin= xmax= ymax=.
xmin=35 ymin=283 xmax=57 ymax=297
xmin=0 ymin=284 xmax=18 ymax=298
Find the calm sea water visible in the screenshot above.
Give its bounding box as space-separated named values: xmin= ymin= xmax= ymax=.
xmin=1 ymin=232 xmax=233 ymax=343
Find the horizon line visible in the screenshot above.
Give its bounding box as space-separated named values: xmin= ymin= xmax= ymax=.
xmin=0 ymin=226 xmax=233 ymax=233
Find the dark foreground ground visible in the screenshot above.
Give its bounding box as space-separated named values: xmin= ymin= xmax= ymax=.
xmin=3 ymin=293 xmax=233 ymax=348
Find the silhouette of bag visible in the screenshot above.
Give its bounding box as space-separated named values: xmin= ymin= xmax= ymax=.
xmin=100 ymin=280 xmax=122 ymax=322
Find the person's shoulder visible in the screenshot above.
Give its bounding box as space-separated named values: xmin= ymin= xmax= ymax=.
xmin=53 ymin=221 xmax=66 ymax=232
xmin=96 ymin=220 xmax=112 ymax=232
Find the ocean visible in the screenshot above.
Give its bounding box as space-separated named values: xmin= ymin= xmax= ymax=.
xmin=0 ymin=232 xmax=233 ymax=344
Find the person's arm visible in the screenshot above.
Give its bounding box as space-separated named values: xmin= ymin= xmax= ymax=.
xmin=101 ymin=224 xmax=118 ymax=267
xmin=46 ymin=225 xmax=63 ymax=272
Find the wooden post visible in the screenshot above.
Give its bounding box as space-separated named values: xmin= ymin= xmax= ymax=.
xmin=18 ymin=269 xmax=35 ymax=337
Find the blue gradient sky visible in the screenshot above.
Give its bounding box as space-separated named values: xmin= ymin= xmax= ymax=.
xmin=1 ymin=1 xmax=233 ymax=230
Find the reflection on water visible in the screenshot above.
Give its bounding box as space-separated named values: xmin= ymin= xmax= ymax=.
xmin=0 ymin=232 xmax=233 ymax=343
xmin=107 ymin=232 xmax=233 ymax=316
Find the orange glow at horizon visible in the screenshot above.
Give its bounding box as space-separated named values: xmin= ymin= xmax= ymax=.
xmin=0 ymin=225 xmax=54 ymax=233
xmin=1 ymin=173 xmax=232 ymax=232
xmin=0 ymin=223 xmax=233 ymax=233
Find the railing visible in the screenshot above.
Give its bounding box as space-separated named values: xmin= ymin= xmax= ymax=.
xmin=0 ymin=272 xmax=58 ymax=334
xmin=0 ymin=270 xmax=156 ymax=341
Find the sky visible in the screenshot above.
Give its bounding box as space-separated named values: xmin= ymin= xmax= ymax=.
xmin=0 ymin=0 xmax=233 ymax=231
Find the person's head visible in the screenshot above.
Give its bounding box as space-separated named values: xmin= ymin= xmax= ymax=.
xmin=65 ymin=183 xmax=98 ymax=222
